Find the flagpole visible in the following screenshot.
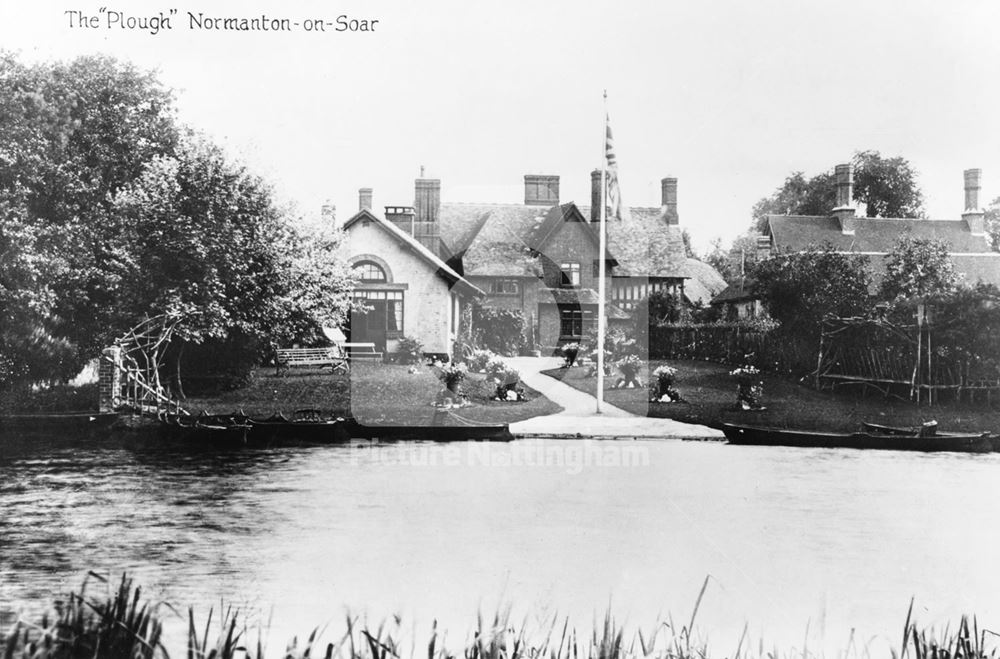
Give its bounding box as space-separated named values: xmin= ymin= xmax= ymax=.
xmin=596 ymin=91 xmax=608 ymax=414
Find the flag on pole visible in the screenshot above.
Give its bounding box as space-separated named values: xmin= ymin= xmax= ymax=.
xmin=604 ymin=114 xmax=628 ymax=221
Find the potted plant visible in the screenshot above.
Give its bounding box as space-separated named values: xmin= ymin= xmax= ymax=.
xmin=614 ymin=354 xmax=643 ymax=388
xmin=560 ymin=342 xmax=582 ymax=367
xmin=437 ymin=361 xmax=468 ymax=394
xmin=485 ymin=357 xmax=523 ymax=401
xmin=730 ymin=365 xmax=764 ymax=410
xmin=650 ymin=364 xmax=683 ymax=402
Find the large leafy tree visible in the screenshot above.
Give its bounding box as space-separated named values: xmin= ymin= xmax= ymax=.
xmin=750 ymin=245 xmax=873 ymax=332
xmin=751 ymin=151 xmax=925 ymax=232
xmin=0 ymin=52 xmax=353 ymax=388
xmin=879 ymin=236 xmax=958 ymax=302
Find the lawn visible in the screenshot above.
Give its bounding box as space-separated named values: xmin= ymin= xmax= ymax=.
xmin=544 ymin=359 xmax=1000 ymax=434
xmin=180 ymin=362 xmax=562 ymax=426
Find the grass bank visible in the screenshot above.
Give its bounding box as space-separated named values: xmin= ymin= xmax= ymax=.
xmin=2 ymin=573 xmax=994 ymax=659
xmin=545 ymin=359 xmax=1000 ymax=434
xmin=180 ymin=362 xmax=561 ymax=426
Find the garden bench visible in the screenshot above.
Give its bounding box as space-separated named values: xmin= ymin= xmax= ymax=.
xmin=338 ymin=342 xmax=383 ymax=362
xmin=275 ymin=347 xmax=349 ymax=375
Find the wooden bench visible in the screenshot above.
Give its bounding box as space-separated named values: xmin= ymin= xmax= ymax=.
xmin=275 ymin=347 xmax=349 ymax=375
xmin=339 ymin=342 xmax=383 ymax=362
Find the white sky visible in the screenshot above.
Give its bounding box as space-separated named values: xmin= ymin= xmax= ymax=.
xmin=2 ymin=0 xmax=999 ymax=253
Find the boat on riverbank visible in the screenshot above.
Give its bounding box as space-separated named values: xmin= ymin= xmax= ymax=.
xmin=157 ymin=410 xmax=512 ymax=444
xmin=721 ymin=422 xmax=993 ymax=453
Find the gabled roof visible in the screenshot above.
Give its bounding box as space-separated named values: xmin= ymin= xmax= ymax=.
xmin=711 ymin=279 xmax=759 ymax=305
xmin=343 ymin=209 xmax=485 ymax=296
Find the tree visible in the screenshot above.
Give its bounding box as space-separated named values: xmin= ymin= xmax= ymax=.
xmin=751 ymin=245 xmax=873 ymax=331
xmin=750 ymin=151 xmax=925 ymax=233
xmin=703 ymin=234 xmax=761 ymax=284
xmin=985 ymin=196 xmax=1000 ymax=252
xmin=879 ymin=236 xmax=958 ymax=302
xmin=0 ymin=52 xmax=354 ymax=387
xmin=852 ymin=150 xmax=925 ymax=219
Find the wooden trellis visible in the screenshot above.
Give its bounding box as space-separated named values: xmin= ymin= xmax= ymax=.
xmin=108 ymin=313 xmax=189 ymax=415
xmin=815 ymin=312 xmax=1000 ymax=405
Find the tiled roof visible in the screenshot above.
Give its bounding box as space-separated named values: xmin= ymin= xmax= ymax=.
xmin=578 ymin=205 xmax=689 ymax=277
xmin=768 ymin=215 xmax=993 ymax=254
xmin=711 ymin=279 xmax=759 ymax=305
xmin=682 ymin=257 xmax=728 ymax=305
xmin=767 ymin=213 xmax=1000 ymax=289
xmin=447 ymin=204 xmax=550 ymax=276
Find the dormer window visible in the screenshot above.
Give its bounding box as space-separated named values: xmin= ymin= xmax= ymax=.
xmin=560 ymin=262 xmax=580 ymax=287
xmin=353 ymin=260 xmax=387 ymax=282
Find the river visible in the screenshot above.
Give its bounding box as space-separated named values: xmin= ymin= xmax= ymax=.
xmin=2 ymin=434 xmax=999 ymax=656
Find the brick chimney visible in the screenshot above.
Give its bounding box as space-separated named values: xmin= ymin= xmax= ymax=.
xmin=524 ymin=175 xmax=560 ymax=206
xmin=963 ymin=168 xmax=985 ymax=236
xmin=661 ymin=177 xmax=678 ymax=225
xmin=590 ymin=169 xmax=603 ymax=222
xmin=385 ymin=206 xmax=416 ymax=236
xmin=359 ymin=188 xmax=373 ymax=212
xmin=832 ymin=163 xmax=857 ymax=234
xmin=414 ymin=178 xmax=441 ymax=255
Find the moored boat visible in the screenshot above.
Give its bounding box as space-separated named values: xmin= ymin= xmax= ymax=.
xmin=722 ymin=422 xmax=993 ymax=453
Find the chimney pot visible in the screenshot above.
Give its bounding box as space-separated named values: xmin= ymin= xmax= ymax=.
xmin=359 ymin=187 xmax=373 ymax=212
xmin=524 ymin=174 xmax=560 ymax=206
xmin=963 ymin=168 xmax=986 ymax=235
xmin=661 ymin=177 xmax=678 ymax=225
xmin=833 ymin=163 xmax=857 ymax=234
xmin=964 ymin=168 xmax=982 ymax=211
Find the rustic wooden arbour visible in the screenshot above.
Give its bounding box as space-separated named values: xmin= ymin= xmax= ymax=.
xmin=815 ymin=313 xmax=1000 ymax=405
xmin=111 ymin=313 xmax=188 ymax=415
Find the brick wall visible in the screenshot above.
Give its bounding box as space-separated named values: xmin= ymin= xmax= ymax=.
xmin=98 ymin=346 xmax=122 ymax=412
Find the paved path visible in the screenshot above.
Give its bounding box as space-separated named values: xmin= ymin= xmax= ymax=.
xmin=506 ymin=357 xmax=723 ymax=440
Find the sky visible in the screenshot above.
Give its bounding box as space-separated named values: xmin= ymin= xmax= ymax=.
xmin=2 ymin=0 xmax=999 ymax=253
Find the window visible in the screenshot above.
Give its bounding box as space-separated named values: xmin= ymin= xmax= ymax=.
xmin=560 ymin=262 xmax=580 ymax=287
xmin=490 ymin=279 xmax=519 ymax=295
xmin=353 ymin=261 xmax=387 ymax=282
xmin=559 ymin=307 xmax=591 ymax=337
xmin=352 ymin=290 xmax=404 ymax=336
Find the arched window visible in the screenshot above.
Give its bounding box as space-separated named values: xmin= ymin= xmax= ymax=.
xmin=353 ymin=260 xmax=387 ymax=282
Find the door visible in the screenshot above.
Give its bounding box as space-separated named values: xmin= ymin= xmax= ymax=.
xmin=351 ymin=300 xmax=388 ymax=354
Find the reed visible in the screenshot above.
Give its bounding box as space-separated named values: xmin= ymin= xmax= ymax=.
xmin=3 ymin=575 xmax=997 ymax=659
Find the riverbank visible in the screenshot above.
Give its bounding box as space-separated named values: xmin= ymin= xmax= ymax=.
xmin=1 ymin=363 xmax=561 ymax=429
xmin=544 ymin=359 xmax=1000 ymax=434
xmin=2 ymin=574 xmax=991 ymax=659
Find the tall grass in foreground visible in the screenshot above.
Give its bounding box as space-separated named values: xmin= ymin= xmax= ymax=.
xmin=2 ymin=575 xmax=997 ymax=659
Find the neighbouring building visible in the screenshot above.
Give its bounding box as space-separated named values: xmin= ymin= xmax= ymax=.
xmin=341 ymin=172 xmax=726 ymax=357
xmin=712 ymin=164 xmax=1000 ymax=318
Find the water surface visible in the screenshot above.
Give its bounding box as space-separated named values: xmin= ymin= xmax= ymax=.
xmin=2 ymin=435 xmax=998 ymax=655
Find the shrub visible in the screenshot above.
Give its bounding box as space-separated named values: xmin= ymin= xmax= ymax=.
xmin=466 ymin=349 xmax=495 ymax=372
xmin=471 ymin=305 xmax=524 ymax=356
xmin=560 ymin=342 xmax=582 ymax=367
xmin=396 ymin=335 xmax=423 ymax=364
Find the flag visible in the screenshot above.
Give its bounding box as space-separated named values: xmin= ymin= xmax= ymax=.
xmin=604 ymin=114 xmax=629 ymax=221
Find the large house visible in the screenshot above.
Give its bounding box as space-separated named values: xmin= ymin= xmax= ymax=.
xmin=713 ymin=164 xmax=1000 ymax=319
xmin=342 ymin=172 xmax=725 ymax=357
